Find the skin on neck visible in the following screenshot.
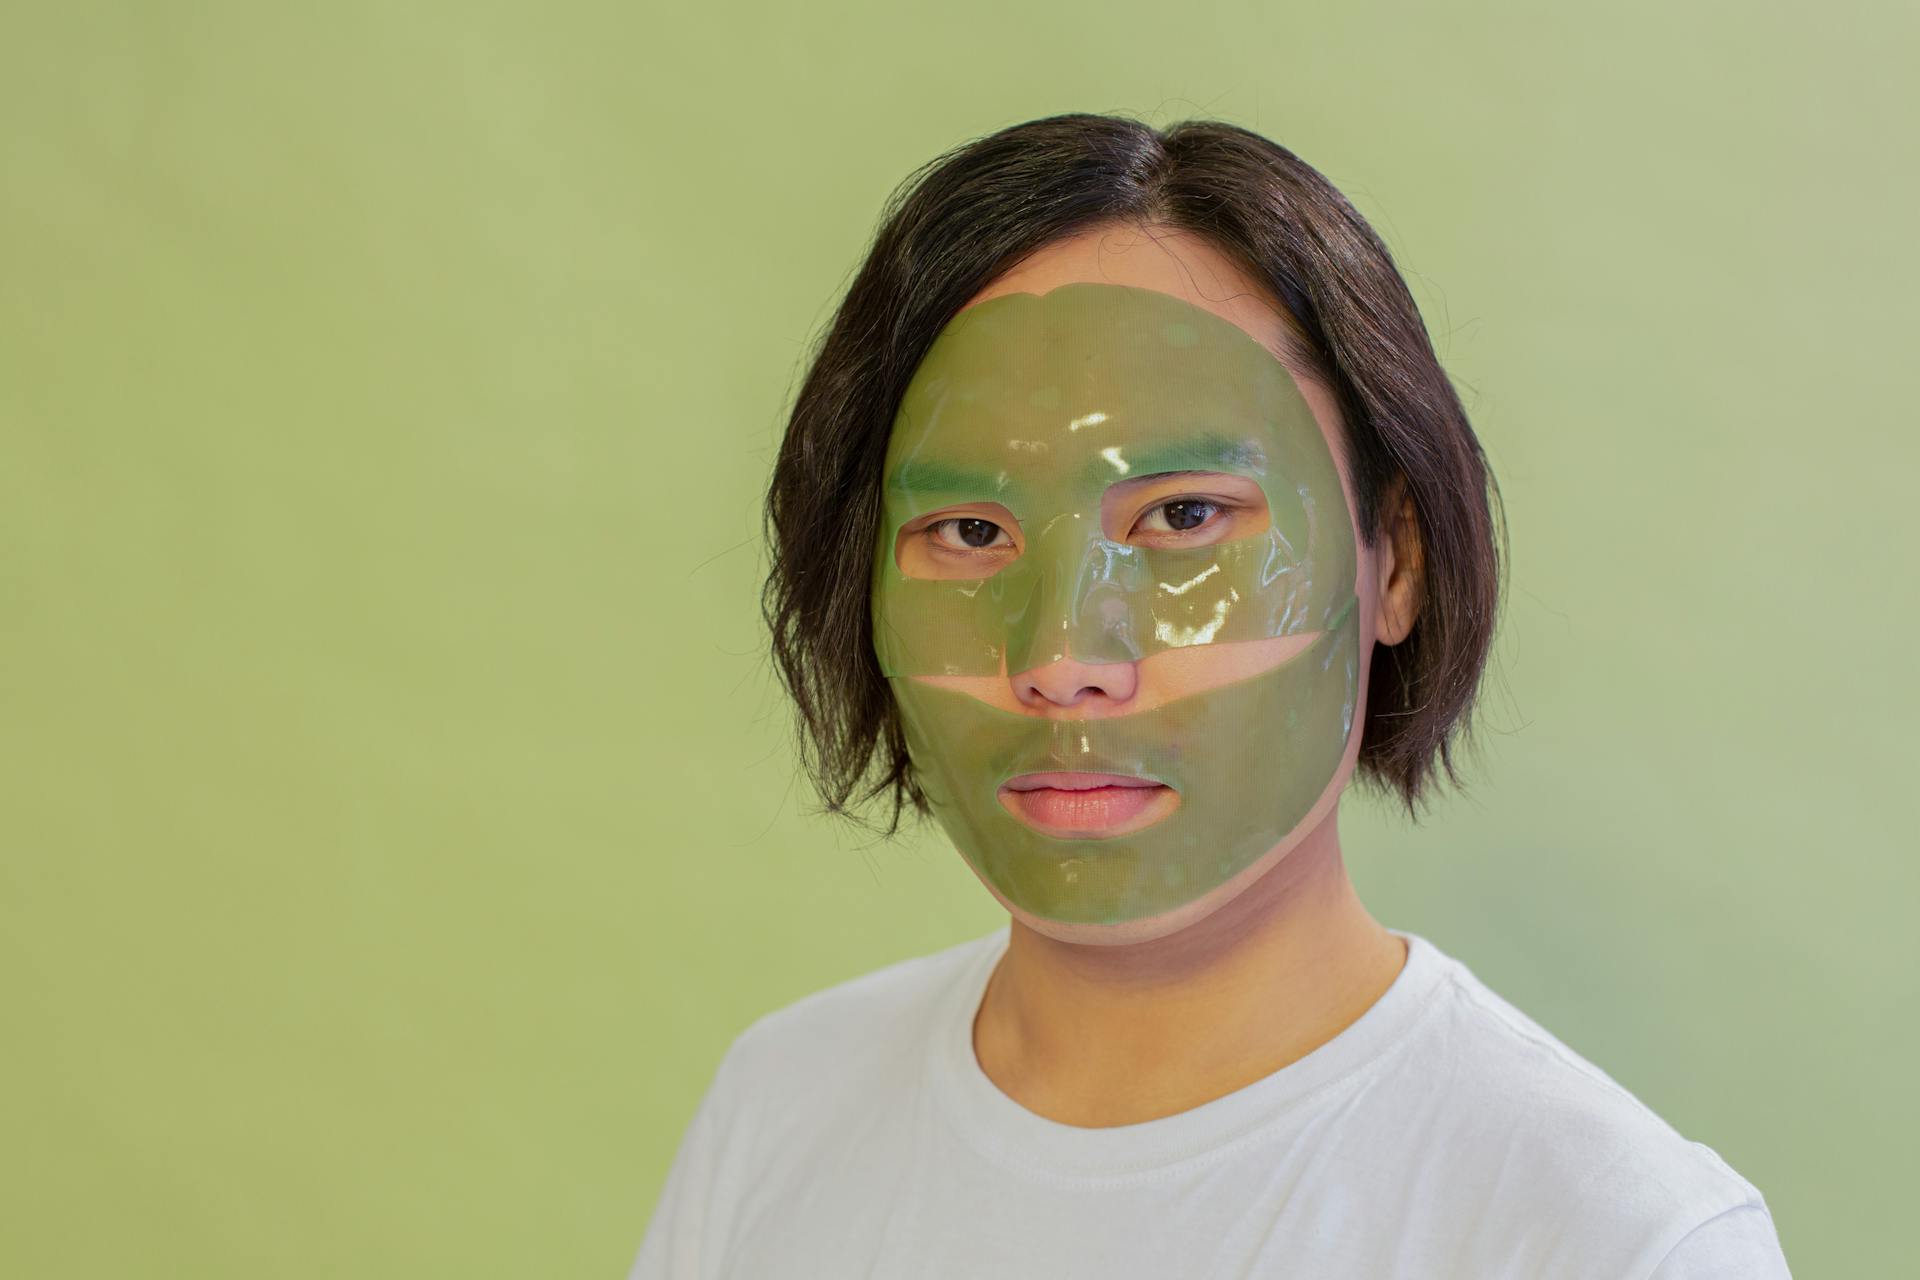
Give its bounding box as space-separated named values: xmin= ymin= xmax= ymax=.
xmin=950 ymin=221 xmax=1423 ymax=1129
xmin=972 ymin=777 xmax=1409 ymax=1129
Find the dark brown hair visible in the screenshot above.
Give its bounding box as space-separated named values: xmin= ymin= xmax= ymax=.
xmin=762 ymin=112 xmax=1507 ymax=832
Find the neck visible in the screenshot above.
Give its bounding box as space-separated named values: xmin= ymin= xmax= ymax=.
xmin=971 ymin=806 xmax=1407 ymax=1128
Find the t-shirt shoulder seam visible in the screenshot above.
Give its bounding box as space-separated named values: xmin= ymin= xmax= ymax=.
xmin=1442 ymin=966 xmax=1660 ymax=1110
xmin=1641 ymin=1196 xmax=1782 ymax=1278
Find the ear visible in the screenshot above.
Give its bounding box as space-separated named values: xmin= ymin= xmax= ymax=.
xmin=1374 ymin=476 xmax=1424 ymax=648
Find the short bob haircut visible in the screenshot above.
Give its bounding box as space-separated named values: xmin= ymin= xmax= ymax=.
xmin=763 ymin=112 xmax=1506 ymax=833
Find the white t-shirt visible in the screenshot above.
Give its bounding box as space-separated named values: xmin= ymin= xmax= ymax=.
xmin=629 ymin=925 xmax=1789 ymax=1278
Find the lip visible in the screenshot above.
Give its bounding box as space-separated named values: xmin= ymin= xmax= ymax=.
xmin=998 ymin=771 xmax=1177 ymax=837
xmin=1003 ymin=771 xmax=1163 ymax=792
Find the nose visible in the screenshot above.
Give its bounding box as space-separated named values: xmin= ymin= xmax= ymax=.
xmin=998 ymin=513 xmax=1149 ymax=678
xmin=1009 ymin=651 xmax=1139 ymax=711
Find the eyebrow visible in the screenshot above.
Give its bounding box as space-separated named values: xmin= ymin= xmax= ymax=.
xmin=885 ymin=457 xmax=1009 ymax=499
xmin=884 ymin=432 xmax=1266 ymax=499
xmin=1104 ymin=467 xmax=1243 ymax=490
xmin=1083 ymin=432 xmax=1266 ymax=484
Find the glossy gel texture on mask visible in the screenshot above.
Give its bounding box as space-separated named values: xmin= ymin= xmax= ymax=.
xmin=895 ymin=597 xmax=1359 ymax=924
xmin=870 ymin=282 xmax=1363 ymax=924
xmin=872 ymin=281 xmax=1356 ymax=678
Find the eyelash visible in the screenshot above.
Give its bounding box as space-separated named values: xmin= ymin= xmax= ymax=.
xmin=920 ymin=517 xmax=1008 ymax=554
xmin=1134 ymin=498 xmax=1227 ymax=537
xmin=924 ymin=498 xmax=1236 ymax=554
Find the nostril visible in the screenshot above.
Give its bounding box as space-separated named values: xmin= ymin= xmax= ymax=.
xmin=1009 ymin=658 xmax=1139 ymax=709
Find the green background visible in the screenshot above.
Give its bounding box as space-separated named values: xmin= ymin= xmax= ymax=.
xmin=3 ymin=2 xmax=1911 ymax=1274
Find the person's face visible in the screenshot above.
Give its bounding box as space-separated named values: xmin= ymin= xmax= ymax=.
xmin=871 ymin=224 xmax=1393 ymax=945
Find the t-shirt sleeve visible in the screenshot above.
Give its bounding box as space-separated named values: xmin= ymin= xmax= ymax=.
xmin=625 ymin=1048 xmax=741 ymax=1280
xmin=1644 ymin=1200 xmax=1791 ymax=1279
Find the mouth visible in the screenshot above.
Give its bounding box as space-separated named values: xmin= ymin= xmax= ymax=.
xmin=998 ymin=771 xmax=1178 ymax=838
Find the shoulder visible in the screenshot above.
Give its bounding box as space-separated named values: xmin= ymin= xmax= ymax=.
xmin=1645 ymin=1200 xmax=1791 ymax=1278
xmin=707 ymin=928 xmax=1000 ymax=1117
xmin=1405 ymin=939 xmax=1776 ymax=1267
xmin=729 ymin=928 xmax=996 ymax=1064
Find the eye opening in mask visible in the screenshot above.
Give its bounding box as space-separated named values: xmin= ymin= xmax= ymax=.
xmin=1099 ymin=468 xmax=1271 ymax=548
xmin=893 ymin=500 xmax=1026 ymax=581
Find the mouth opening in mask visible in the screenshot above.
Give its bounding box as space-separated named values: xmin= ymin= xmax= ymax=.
xmin=997 ymin=769 xmax=1181 ymax=839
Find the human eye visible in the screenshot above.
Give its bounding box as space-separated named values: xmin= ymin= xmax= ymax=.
xmin=925 ymin=516 xmax=1014 ymax=553
xmin=1131 ymin=497 xmax=1232 ymax=541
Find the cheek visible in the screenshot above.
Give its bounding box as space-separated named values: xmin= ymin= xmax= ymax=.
xmin=908 ymin=672 xmax=1022 ymax=712
xmin=1135 ymin=633 xmax=1321 ymax=704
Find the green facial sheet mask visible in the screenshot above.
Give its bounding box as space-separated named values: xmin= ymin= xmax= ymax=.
xmin=870 ymin=282 xmax=1363 ymax=925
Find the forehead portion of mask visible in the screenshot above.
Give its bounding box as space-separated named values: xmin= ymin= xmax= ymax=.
xmin=869 ymin=282 xmax=1363 ymax=926
xmin=872 ymin=281 xmax=1356 ymax=679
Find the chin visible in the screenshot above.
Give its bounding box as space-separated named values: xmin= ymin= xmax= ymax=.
xmin=974 ymin=826 xmax=1300 ymax=947
xmin=973 ymin=765 xmax=1356 ymax=947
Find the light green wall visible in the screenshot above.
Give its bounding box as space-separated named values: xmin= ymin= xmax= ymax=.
xmin=3 ymin=2 xmax=1910 ymax=1274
